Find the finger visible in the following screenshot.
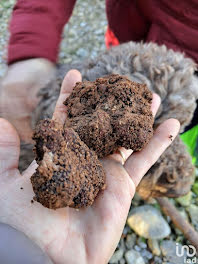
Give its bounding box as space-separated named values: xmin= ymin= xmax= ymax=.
xmin=13 ymin=117 xmax=34 ymax=144
xmin=0 ymin=118 xmax=20 ymax=174
xmin=124 ymin=118 xmax=180 ymax=187
xmin=52 ymin=69 xmax=82 ymax=124
xmin=151 ymin=93 xmax=161 ymax=117
xmin=109 ymin=148 xmax=133 ymax=165
xmin=110 ymin=93 xmax=161 ymax=164
xmin=22 ymin=160 xmax=38 ymax=177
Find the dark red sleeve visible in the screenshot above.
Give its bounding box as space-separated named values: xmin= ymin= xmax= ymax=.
xmin=106 ymin=0 xmax=150 ymax=43
xmin=8 ymin=0 xmax=76 ymax=65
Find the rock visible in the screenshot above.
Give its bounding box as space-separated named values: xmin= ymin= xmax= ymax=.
xmin=141 ymin=249 xmax=153 ymax=260
xmin=187 ymin=204 xmax=198 ymax=230
xmin=125 ymin=233 xmax=136 ymax=249
xmin=160 ymin=240 xmax=186 ymax=264
xmin=76 ymin=48 xmax=89 ymax=58
xmin=134 ymin=245 xmax=141 ymax=252
xmin=127 ymin=205 xmax=171 ymax=239
xmin=146 ymin=197 xmax=157 ymax=205
xmin=125 ymin=250 xmax=145 ymax=264
xmin=175 ymin=209 xmax=189 ymax=235
xmin=131 ymin=193 xmax=142 ymax=206
xmin=137 ymin=237 xmax=147 ymax=249
xmin=119 ymin=238 xmax=126 ymax=251
xmin=123 ymin=225 xmax=131 ymax=235
xmin=154 ymin=256 xmax=162 ymax=264
xmin=176 ymin=191 xmax=192 ymax=207
xmin=178 ymin=208 xmax=189 ymax=220
xmin=148 ymin=239 xmax=161 ymax=256
xmin=119 ymin=258 xmax=126 ymax=264
xmin=109 ymin=249 xmax=124 ymax=263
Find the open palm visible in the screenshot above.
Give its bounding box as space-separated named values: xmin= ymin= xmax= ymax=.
xmin=0 ymin=70 xmax=180 ymax=264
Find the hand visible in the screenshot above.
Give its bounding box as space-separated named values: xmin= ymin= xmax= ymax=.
xmin=0 ymin=59 xmax=55 ymax=143
xmin=0 ymin=70 xmax=180 ymax=264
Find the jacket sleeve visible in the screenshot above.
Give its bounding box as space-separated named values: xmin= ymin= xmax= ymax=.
xmin=106 ymin=0 xmax=150 ymax=43
xmin=8 ymin=0 xmax=76 ymax=65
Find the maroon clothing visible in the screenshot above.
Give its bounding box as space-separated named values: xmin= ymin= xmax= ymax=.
xmin=8 ymin=0 xmax=198 ymax=65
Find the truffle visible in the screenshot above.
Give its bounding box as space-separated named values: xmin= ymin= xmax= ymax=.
xmin=31 ymin=74 xmax=154 ymax=209
xmin=64 ymin=74 xmax=154 ymax=158
xmin=31 ymin=119 xmax=106 ymax=209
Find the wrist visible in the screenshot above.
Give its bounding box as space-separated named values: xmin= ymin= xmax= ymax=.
xmin=3 ymin=58 xmax=56 ymax=88
xmin=1 ymin=58 xmax=56 ymax=108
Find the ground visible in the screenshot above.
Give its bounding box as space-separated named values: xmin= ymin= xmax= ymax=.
xmin=0 ymin=1 xmax=198 ymax=263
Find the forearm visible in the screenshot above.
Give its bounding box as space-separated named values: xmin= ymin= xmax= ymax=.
xmin=0 ymin=223 xmax=52 ymax=264
xmin=8 ymin=0 xmax=76 ymax=65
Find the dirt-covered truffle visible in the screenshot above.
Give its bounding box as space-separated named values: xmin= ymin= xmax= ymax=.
xmin=31 ymin=74 xmax=154 ymax=209
xmin=31 ymin=119 xmax=106 ymax=209
xmin=64 ymin=74 xmax=154 ymax=158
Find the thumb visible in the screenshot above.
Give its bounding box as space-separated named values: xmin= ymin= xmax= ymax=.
xmin=0 ymin=118 xmax=20 ymax=175
xmin=53 ymin=69 xmax=82 ymax=124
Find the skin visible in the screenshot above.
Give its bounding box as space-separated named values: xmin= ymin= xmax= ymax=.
xmin=0 ymin=59 xmax=55 ymax=143
xmin=0 ymin=70 xmax=180 ymax=264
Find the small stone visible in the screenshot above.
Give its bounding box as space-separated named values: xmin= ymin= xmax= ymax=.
xmin=132 ymin=193 xmax=142 ymax=203
xmin=187 ymin=204 xmax=198 ymax=230
xmin=119 ymin=238 xmax=126 ymax=250
xmin=178 ymin=209 xmax=189 ymax=221
xmin=125 ymin=250 xmax=145 ymax=264
xmin=137 ymin=237 xmax=147 ymax=249
xmin=123 ymin=225 xmax=131 ymax=235
xmin=127 ymin=205 xmax=171 ymax=239
xmin=160 ymin=240 xmax=186 ymax=264
xmin=175 ymin=209 xmax=189 ymax=235
xmin=176 ymin=191 xmax=192 ymax=207
xmin=148 ymin=239 xmax=161 ymax=256
xmin=76 ymin=48 xmax=89 ymax=58
xmin=146 ymin=197 xmax=157 ymax=205
xmin=125 ymin=234 xmax=136 ymax=249
xmin=154 ymin=256 xmax=162 ymax=264
xmin=109 ymin=249 xmax=124 ymax=263
xmin=95 ymin=28 xmax=104 ymax=35
xmin=141 ymin=249 xmax=153 ymax=260
xmin=119 ymin=258 xmax=126 ymax=264
xmin=134 ymin=245 xmax=141 ymax=252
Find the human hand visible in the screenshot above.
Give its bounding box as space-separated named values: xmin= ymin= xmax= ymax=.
xmin=0 ymin=70 xmax=180 ymax=264
xmin=0 ymin=59 xmax=55 ymax=143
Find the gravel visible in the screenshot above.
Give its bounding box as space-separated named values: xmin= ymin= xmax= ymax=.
xmin=0 ymin=0 xmax=15 ymax=77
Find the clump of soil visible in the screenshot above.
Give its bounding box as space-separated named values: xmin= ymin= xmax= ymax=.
xmin=31 ymin=74 xmax=153 ymax=209
xmin=64 ymin=74 xmax=154 ymax=157
xmin=31 ymin=119 xmax=106 ymax=209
